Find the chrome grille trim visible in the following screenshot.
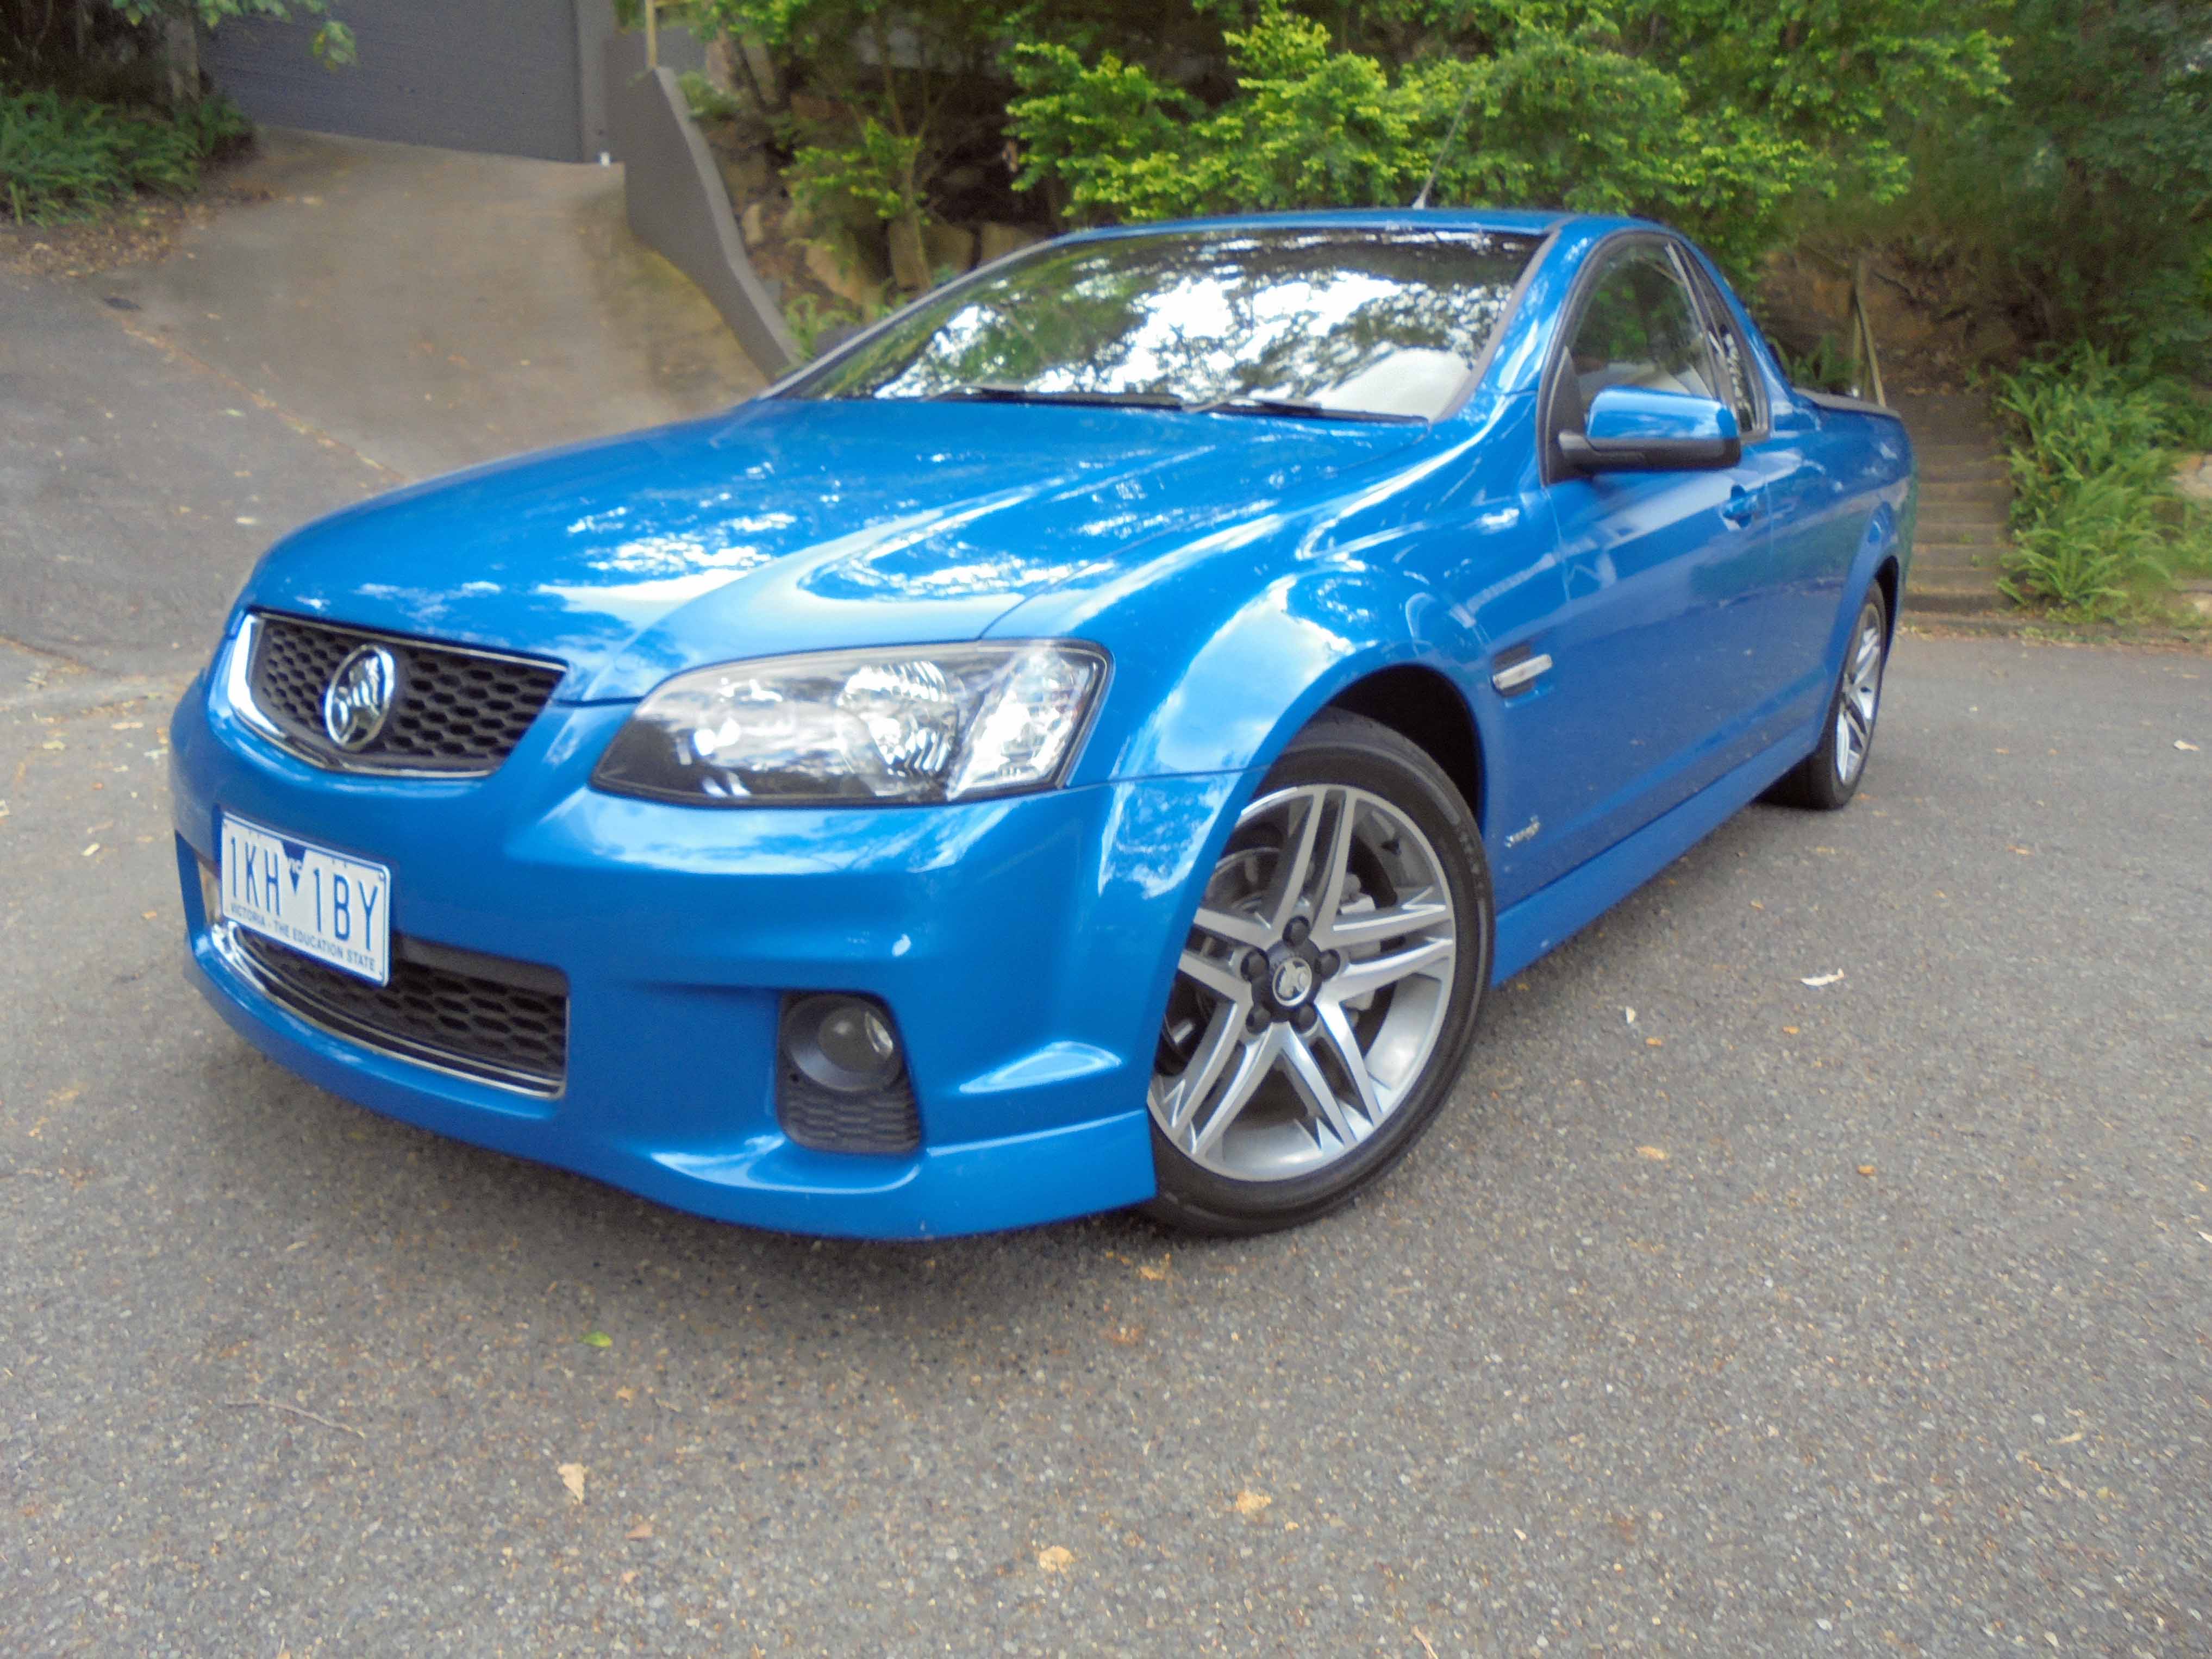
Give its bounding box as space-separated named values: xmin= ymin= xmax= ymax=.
xmin=226 ymin=612 xmax=565 ymax=778
xmin=212 ymin=920 xmax=568 ymax=1098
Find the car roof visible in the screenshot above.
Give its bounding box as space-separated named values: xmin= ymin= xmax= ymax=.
xmin=1058 ymin=206 xmax=1607 ymax=243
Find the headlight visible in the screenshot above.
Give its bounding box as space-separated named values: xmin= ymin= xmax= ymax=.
xmin=590 ymin=641 xmax=1109 ymax=806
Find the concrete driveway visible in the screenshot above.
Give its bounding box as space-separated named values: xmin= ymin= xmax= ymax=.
xmin=99 ymin=127 xmax=765 ymax=485
xmin=2 ymin=127 xmax=763 ymax=686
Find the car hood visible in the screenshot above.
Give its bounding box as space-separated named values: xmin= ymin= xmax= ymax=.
xmin=246 ymin=398 xmax=1427 ymax=702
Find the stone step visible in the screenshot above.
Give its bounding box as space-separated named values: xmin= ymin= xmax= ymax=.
xmin=1913 ymin=540 xmax=2008 ymax=571
xmin=1913 ymin=441 xmax=2005 ymax=466
xmin=1919 ymin=478 xmax=2012 ymax=508
xmin=1903 ymin=571 xmax=2009 ymax=615
xmin=1917 ymin=516 xmax=2007 ymax=544
xmin=1919 ymin=460 xmax=2009 ymax=486
xmin=1888 ymin=391 xmax=1994 ymax=425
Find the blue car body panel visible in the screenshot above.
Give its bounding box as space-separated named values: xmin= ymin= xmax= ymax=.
xmin=173 ymin=208 xmax=1914 ymax=1237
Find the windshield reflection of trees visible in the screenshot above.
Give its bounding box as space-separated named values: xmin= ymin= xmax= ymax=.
xmin=804 ymin=232 xmax=1536 ymax=417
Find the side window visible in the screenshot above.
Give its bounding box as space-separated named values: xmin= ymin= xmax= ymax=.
xmin=1686 ymin=263 xmax=1762 ymax=436
xmin=1560 ymin=245 xmax=1719 ymax=421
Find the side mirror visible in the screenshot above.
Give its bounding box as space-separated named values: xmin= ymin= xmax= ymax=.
xmin=1559 ymin=385 xmax=1741 ymax=473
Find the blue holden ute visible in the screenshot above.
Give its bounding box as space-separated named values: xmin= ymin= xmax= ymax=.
xmin=171 ymin=210 xmax=1913 ymax=1238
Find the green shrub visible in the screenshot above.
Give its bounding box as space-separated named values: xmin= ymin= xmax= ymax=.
xmin=1993 ymin=346 xmax=2210 ymax=617
xmin=1776 ymin=334 xmax=1855 ymax=395
xmin=0 ymin=87 xmax=248 ymax=223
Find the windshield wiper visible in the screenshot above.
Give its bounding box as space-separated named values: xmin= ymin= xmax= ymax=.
xmin=1195 ymin=395 xmax=1424 ymax=425
xmin=932 ymin=382 xmax=1190 ymax=410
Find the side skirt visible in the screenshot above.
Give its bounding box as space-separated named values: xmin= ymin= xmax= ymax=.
xmin=1490 ymin=715 xmax=1821 ymax=985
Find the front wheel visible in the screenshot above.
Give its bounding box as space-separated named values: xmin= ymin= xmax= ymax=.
xmin=1142 ymin=711 xmax=1492 ymax=1235
xmin=1767 ymin=584 xmax=1890 ymax=811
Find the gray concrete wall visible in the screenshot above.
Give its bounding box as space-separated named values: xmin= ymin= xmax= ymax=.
xmin=608 ymin=57 xmax=798 ymax=379
xmin=204 ymin=0 xmax=590 ymax=162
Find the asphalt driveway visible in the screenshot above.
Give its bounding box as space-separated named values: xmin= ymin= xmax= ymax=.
xmin=3 ymin=246 xmax=2210 ymax=1653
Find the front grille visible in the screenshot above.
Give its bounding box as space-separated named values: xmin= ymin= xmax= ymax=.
xmin=246 ymin=613 xmax=565 ymax=775
xmin=228 ymin=925 xmax=568 ymax=1095
xmin=778 ymin=1069 xmax=921 ymax=1156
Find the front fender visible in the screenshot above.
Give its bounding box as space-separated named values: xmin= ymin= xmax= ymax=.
xmin=1105 ymin=565 xmax=1484 ymax=782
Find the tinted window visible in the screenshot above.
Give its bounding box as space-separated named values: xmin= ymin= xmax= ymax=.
xmin=791 ymin=229 xmax=1540 ymax=420
xmin=1563 ymin=245 xmax=1718 ymax=413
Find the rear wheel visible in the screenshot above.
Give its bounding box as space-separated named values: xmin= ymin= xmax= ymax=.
xmin=1143 ymin=711 xmax=1492 ymax=1235
xmin=1767 ymin=584 xmax=1889 ymax=811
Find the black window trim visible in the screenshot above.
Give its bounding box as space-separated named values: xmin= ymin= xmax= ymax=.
xmin=1676 ymin=247 xmax=1771 ymax=445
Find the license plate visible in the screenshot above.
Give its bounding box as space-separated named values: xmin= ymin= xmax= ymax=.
xmin=218 ymin=813 xmax=391 ymax=985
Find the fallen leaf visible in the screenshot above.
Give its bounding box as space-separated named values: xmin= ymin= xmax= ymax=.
xmin=1233 ymin=1490 xmax=1273 ymax=1517
xmin=40 ymin=738 xmax=64 ymax=751
xmin=2052 ymin=1431 xmax=2083 ymax=1445
xmin=627 ymin=1520 xmax=654 ymax=1540
xmin=1136 ymin=1254 xmax=1171 ymax=1282
xmin=2196 ymin=1231 xmax=2212 ymax=1246
xmin=1857 ymin=1165 xmax=1876 ymax=1177
xmin=615 ymin=1386 xmax=635 ymax=1402
xmin=580 ymin=1330 xmax=613 ymax=1349
xmin=2008 ymin=846 xmax=2033 ymax=856
xmin=2176 ymin=740 xmax=2199 ymax=752
xmin=1645 ymin=1036 xmax=1663 ymax=1048
xmin=1799 ymin=971 xmax=1845 ymax=988
xmin=82 ymin=843 xmax=101 ymax=857
xmin=558 ymin=1462 xmax=586 ymax=1504
xmin=1036 ymin=1545 xmax=1074 ymax=1574
xmin=1782 ymin=1026 xmax=1799 ymax=1035
xmin=1636 ymin=1145 xmax=1669 ymax=1162
xmin=1624 ymin=1007 xmax=1638 ymax=1025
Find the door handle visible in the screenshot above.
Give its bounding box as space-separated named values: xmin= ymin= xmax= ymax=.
xmin=1721 ymin=486 xmax=1763 ymax=527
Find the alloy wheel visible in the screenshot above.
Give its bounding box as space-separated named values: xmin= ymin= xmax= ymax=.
xmin=1834 ymin=599 xmax=1886 ymax=786
xmin=1149 ymin=783 xmax=1458 ymax=1182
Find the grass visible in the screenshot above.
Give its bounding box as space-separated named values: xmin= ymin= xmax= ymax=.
xmin=1991 ymin=346 xmax=2212 ymax=621
xmin=1 ymin=86 xmax=251 ymax=225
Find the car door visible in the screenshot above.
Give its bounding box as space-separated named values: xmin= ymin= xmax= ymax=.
xmin=1683 ymin=254 xmax=1851 ymax=743
xmin=1495 ymin=236 xmax=1774 ymax=896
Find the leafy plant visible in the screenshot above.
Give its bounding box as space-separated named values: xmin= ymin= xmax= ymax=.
xmin=0 ymin=86 xmax=245 ymax=221
xmin=783 ymin=287 xmax=889 ymax=356
xmin=782 ymin=291 xmax=857 ymax=358
xmin=1993 ymin=345 xmax=2210 ymax=616
xmin=785 ymin=112 xmax=926 ymax=228
xmin=1774 ymin=333 xmax=1855 ymax=395
xmin=677 ymin=69 xmax=746 ymax=124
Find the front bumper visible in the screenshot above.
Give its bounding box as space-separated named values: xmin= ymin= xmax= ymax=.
xmin=170 ymin=667 xmax=1249 ymax=1238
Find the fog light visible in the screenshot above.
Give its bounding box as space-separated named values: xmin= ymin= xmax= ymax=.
xmin=198 ymin=859 xmax=223 ymax=926
xmin=780 ymin=994 xmax=903 ymax=1094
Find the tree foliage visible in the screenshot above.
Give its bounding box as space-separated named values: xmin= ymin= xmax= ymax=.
xmin=1006 ymin=2 xmax=2004 ymax=274
xmin=108 ymin=0 xmax=353 ymax=66
xmin=1913 ymin=0 xmax=2212 ymax=367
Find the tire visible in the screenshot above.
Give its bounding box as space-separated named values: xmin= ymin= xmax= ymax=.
xmin=1765 ymin=583 xmax=1890 ymax=811
xmin=1141 ymin=710 xmax=1494 ymax=1235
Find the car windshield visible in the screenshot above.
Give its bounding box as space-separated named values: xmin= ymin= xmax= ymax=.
xmin=788 ymin=227 xmax=1541 ymax=421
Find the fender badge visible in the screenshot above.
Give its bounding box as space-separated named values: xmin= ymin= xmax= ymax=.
xmin=1504 ymin=816 xmax=1541 ymax=848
